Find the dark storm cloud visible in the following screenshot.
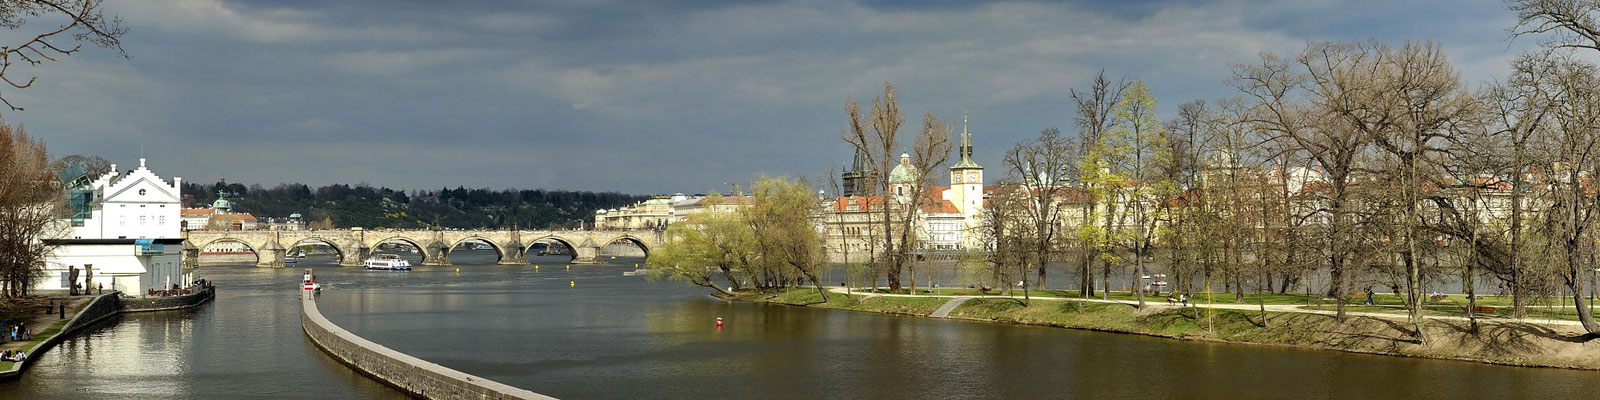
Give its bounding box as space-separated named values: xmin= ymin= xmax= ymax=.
xmin=0 ymin=0 xmax=1538 ymax=194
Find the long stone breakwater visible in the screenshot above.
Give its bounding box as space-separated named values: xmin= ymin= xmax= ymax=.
xmin=299 ymin=289 xmax=551 ymax=399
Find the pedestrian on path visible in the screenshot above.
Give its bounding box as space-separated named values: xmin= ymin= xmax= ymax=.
xmin=98 ymin=282 xmax=103 ymax=295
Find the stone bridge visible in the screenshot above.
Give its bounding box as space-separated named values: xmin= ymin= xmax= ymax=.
xmin=182 ymin=229 xmax=662 ymax=268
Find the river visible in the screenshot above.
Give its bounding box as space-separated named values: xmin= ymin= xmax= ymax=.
xmin=3 ymin=250 xmax=1598 ymax=399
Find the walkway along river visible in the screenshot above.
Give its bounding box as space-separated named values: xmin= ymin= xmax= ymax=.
xmin=3 ymin=250 xmax=1600 ymax=399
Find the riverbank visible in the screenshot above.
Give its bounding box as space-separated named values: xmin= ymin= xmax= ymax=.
xmin=733 ymin=288 xmax=1600 ymax=370
xmin=0 ymin=286 xmax=215 ymax=380
xmin=0 ymin=293 xmax=120 ymax=380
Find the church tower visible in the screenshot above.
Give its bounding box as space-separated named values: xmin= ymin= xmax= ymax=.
xmin=841 ymin=144 xmax=875 ymax=197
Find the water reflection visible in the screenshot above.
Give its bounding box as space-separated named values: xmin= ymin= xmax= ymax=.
xmin=3 ymin=251 xmax=1599 ymax=399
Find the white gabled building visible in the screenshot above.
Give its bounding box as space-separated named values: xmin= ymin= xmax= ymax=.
xmin=43 ymin=158 xmax=190 ymax=294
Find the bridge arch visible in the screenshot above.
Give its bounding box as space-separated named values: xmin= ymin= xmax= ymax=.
xmin=599 ymin=235 xmax=651 ymax=259
xmin=284 ymin=237 xmax=348 ymax=265
xmin=371 ymin=236 xmax=429 ymax=264
xmin=525 ymin=236 xmax=578 ymax=263
xmin=193 ymin=237 xmax=260 ymax=265
xmin=447 ymin=236 xmax=507 ymax=264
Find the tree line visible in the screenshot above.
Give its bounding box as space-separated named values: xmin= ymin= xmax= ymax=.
xmin=972 ymin=1 xmax=1600 ymax=343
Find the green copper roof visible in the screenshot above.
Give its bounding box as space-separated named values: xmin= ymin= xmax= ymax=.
xmin=952 ymin=114 xmax=982 ymax=170
xmin=887 ymin=153 xmax=919 ymax=183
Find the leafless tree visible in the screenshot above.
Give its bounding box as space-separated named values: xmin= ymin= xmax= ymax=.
xmin=841 ymin=83 xmax=952 ymax=293
xmin=1003 ymin=127 xmax=1077 ymax=289
xmin=0 ymin=0 xmax=126 ymax=111
xmin=0 ymin=120 xmax=62 ymax=297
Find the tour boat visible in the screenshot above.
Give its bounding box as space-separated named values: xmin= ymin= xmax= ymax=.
xmin=622 ymin=269 xmax=647 ymax=276
xmin=363 ymin=254 xmax=413 ymax=270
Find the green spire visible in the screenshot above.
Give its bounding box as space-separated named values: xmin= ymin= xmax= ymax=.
xmin=952 ymin=113 xmax=982 ymax=170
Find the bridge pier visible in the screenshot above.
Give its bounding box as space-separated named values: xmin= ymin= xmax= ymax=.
xmin=572 ymin=245 xmax=601 ymax=264
xmin=498 ymin=241 xmax=528 ymax=265
xmin=257 ymin=241 xmax=286 ymax=268
xmin=423 ymin=241 xmax=450 ymax=266
xmin=340 ymin=246 xmax=369 ymax=267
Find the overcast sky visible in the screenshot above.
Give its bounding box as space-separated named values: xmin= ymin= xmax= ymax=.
xmin=0 ymin=0 xmax=1553 ymax=194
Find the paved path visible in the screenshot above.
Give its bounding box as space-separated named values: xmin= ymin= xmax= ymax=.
xmin=2 ymin=296 xmax=91 ymax=351
xmin=928 ymin=297 xmax=972 ymax=318
xmin=825 ymin=287 xmax=1587 ymax=328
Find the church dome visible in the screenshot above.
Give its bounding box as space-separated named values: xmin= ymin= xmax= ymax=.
xmin=887 ymin=153 xmax=918 ymax=184
xmin=212 ymin=198 xmax=232 ymax=209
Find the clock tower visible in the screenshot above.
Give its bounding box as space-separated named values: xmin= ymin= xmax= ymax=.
xmin=948 ymin=115 xmax=984 ymax=248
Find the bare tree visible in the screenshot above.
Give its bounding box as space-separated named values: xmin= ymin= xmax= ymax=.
xmin=1509 ymin=0 xmax=1600 ymax=52
xmin=0 ymin=0 xmax=127 ymax=111
xmin=0 ymin=120 xmax=62 ymax=297
xmin=1003 ymin=127 xmax=1077 ymax=290
xmin=1231 ymin=47 xmax=1370 ymax=322
xmin=1302 ymin=40 xmax=1479 ymax=343
xmin=841 ymin=83 xmax=952 ymax=293
xmin=1538 ymin=54 xmax=1600 ymax=334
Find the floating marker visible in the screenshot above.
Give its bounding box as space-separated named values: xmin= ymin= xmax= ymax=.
xmin=570 ymin=280 xmax=575 ymax=288
xmin=566 ymin=265 xmax=570 ymax=270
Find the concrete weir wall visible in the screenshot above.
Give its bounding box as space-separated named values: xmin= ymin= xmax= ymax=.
xmin=299 ymin=290 xmax=551 ymax=400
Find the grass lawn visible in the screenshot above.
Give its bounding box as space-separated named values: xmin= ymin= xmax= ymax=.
xmin=855 ymin=286 xmax=1569 ymax=310
xmin=739 ymin=289 xmax=954 ymax=316
xmin=0 ymin=319 xmax=69 ymax=371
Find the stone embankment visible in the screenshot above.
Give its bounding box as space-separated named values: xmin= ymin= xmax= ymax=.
xmin=300 ymin=290 xmax=551 ymax=399
xmin=0 ymin=286 xmax=216 ymax=381
xmin=0 ymin=292 xmax=122 ymax=380
xmin=120 ymin=286 xmax=215 ymax=313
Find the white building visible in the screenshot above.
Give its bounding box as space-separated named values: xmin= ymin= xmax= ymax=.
xmin=44 ymin=158 xmax=190 ymax=294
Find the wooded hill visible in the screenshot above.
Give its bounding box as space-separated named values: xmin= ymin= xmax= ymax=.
xmin=181 ymin=181 xmax=648 ymax=230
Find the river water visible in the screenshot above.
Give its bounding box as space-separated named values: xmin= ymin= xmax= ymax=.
xmin=3 ymin=250 xmax=1599 ymax=399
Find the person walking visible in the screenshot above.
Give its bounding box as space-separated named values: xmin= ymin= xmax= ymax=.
xmin=98 ymin=282 xmax=103 ymax=295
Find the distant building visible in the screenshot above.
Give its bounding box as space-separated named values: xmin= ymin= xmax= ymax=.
xmin=818 ymin=118 xmax=988 ymax=260
xmin=45 ymin=158 xmax=189 ymax=294
xmin=179 ymin=197 xmax=260 ymax=231
xmin=264 ymin=213 xmax=306 ymax=231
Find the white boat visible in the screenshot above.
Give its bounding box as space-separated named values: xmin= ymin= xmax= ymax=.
xmin=363 ymin=254 xmax=412 ymax=270
xmin=622 ymin=269 xmax=647 ymax=276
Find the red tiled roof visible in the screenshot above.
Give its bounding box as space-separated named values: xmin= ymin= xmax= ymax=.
xmin=921 ymin=200 xmax=959 ymax=214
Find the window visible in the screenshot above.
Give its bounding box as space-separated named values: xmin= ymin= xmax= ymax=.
xmin=159 ymin=216 xmax=166 ymax=225
xmin=140 ymin=215 xmax=147 ymax=225
xmin=139 ymin=189 xmax=146 ymax=196
xmin=119 ymin=215 xmax=126 ymax=226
